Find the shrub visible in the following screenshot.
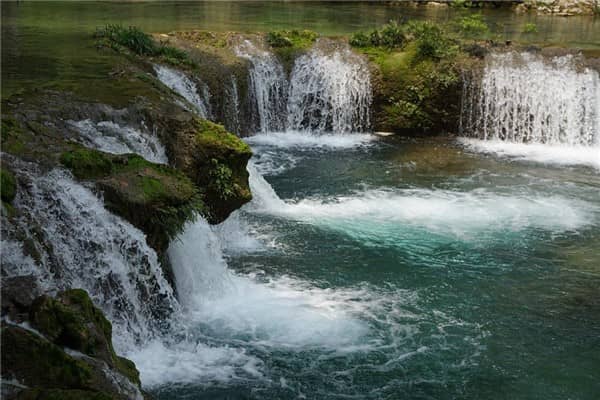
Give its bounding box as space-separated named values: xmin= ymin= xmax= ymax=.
xmin=349 ymin=32 xmax=371 ymax=47
xmin=349 ymin=21 xmax=405 ymax=49
xmin=406 ymin=21 xmax=456 ymax=60
xmin=95 ymin=24 xmax=155 ymax=55
xmin=95 ymin=24 xmax=192 ymax=66
xmin=522 ymin=23 xmax=538 ymax=33
xmin=266 ymin=31 xmax=293 ymax=47
xmin=379 ymin=21 xmax=405 ymax=48
xmin=456 ymin=14 xmax=489 ymax=37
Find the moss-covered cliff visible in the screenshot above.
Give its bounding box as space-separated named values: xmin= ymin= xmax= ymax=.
xmin=2 ymin=287 xmax=143 ymax=400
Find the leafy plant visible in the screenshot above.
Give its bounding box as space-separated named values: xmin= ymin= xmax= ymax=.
xmin=455 ymin=14 xmax=489 ymax=37
xmin=349 ymin=21 xmax=405 ymax=49
xmin=95 ymin=24 xmax=193 ymax=66
xmin=208 ymin=159 xmax=235 ymax=200
xmin=405 ymin=21 xmax=457 ymax=60
xmin=522 ymin=23 xmax=538 ymax=33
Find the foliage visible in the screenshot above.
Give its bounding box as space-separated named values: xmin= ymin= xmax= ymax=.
xmin=95 ymin=24 xmax=193 ymax=67
xmin=405 ymin=21 xmax=458 ymax=61
xmin=266 ymin=30 xmax=318 ymax=49
xmin=208 ymin=159 xmax=235 ymax=200
xmin=455 ymin=14 xmax=489 ymax=37
xmin=349 ymin=21 xmax=405 ymax=49
xmin=522 ymin=23 xmax=538 ymax=33
xmin=266 ymin=31 xmax=293 ymax=47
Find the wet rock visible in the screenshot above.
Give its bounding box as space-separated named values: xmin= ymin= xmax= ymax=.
xmin=1 ymin=275 xmax=40 ymax=322
xmin=28 ymin=289 xmax=140 ymax=387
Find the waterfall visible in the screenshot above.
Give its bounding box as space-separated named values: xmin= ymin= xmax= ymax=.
xmin=287 ymin=41 xmax=372 ymax=133
xmin=69 ymin=119 xmax=168 ymax=164
xmin=236 ymin=39 xmax=372 ymax=134
xmin=460 ymin=52 xmax=600 ymax=146
xmin=2 ymin=165 xmax=178 ymax=349
xmin=235 ymin=40 xmax=288 ymax=133
xmin=223 ymin=75 xmax=241 ymax=135
xmin=154 ymin=64 xmax=210 ymax=118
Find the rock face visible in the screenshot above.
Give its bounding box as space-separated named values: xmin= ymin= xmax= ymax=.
xmin=1 ymin=290 xmax=144 ymax=400
xmin=60 ymin=147 xmax=203 ymax=254
xmin=518 ymin=0 xmax=599 ymax=15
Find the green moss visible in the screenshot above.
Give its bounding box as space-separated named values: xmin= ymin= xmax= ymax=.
xmin=60 ymin=145 xmax=203 ymax=252
xmin=1 ymin=326 xmax=93 ymax=389
xmin=267 ymin=30 xmax=319 ymax=73
xmin=195 ymin=119 xmax=251 ymax=155
xmin=1 ymin=167 xmax=17 ymax=203
xmin=60 ymin=148 xmax=114 ymax=180
xmin=29 ymin=290 xmax=142 ymax=387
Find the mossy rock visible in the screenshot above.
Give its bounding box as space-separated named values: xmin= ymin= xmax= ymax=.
xmin=1 ymin=326 xmax=94 ymax=390
xmin=61 ymin=147 xmax=203 ymax=253
xmin=193 ymin=119 xmax=252 ymax=223
xmin=29 ymin=289 xmax=141 ymax=387
xmin=361 ymin=42 xmax=463 ymax=133
xmin=266 ymin=30 xmax=319 ymax=74
xmin=1 ymin=167 xmax=17 ymax=203
xmin=14 ymin=388 xmax=114 ymax=400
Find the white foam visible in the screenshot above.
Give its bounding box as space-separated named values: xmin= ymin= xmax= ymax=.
xmin=248 ymin=168 xmax=594 ymax=237
xmin=168 ymin=218 xmax=370 ymax=348
xmin=154 ymin=64 xmax=209 ymax=118
xmin=246 ymin=130 xmax=375 ymax=149
xmin=69 ymin=120 xmax=168 ymax=164
xmin=459 ymin=138 xmax=600 ymax=170
xmin=127 ymin=339 xmax=264 ymax=388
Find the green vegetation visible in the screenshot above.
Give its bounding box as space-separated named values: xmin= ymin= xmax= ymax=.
xmin=405 ymin=21 xmax=459 ymax=60
xmin=61 ymin=146 xmax=203 ymax=247
xmin=350 ymin=20 xmax=466 ymax=133
xmin=523 ymin=23 xmax=538 ymax=33
xmin=1 ymin=167 xmax=17 ymax=203
xmin=266 ymin=29 xmax=319 ymax=72
xmin=29 ymin=289 xmax=142 ymax=385
xmin=2 ymin=289 xmax=142 ymax=398
xmin=266 ymin=29 xmax=318 ymax=49
xmin=454 ymin=14 xmax=489 ymax=38
xmin=195 ymin=119 xmax=252 ymax=155
xmin=95 ymin=24 xmax=193 ymax=67
xmin=208 ymin=159 xmax=235 ymax=200
xmin=60 ymin=148 xmax=114 ymax=180
xmin=350 ymin=21 xmax=405 ymax=49
xmin=192 ymin=119 xmax=252 ymax=223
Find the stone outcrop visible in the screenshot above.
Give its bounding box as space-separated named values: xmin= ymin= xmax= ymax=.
xmin=1 ymin=290 xmax=144 ymax=400
xmin=517 ymin=0 xmax=599 ymax=15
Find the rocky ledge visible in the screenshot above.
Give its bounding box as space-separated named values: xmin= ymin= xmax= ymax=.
xmin=2 ymin=281 xmax=144 ymax=400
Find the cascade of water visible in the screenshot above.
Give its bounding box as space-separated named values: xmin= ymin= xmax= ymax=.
xmin=460 ymin=52 xmax=600 ymax=146
xmin=236 ymin=39 xmax=372 ymax=134
xmin=154 ymin=64 xmax=210 ymax=118
xmin=235 ymin=40 xmax=288 ymax=133
xmin=3 ymin=166 xmax=178 ymax=349
xmin=69 ymin=119 xmax=168 ymax=164
xmin=223 ymin=75 xmax=241 ymax=135
xmin=287 ymin=41 xmax=372 ymax=133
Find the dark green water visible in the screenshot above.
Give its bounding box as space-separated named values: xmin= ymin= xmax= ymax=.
xmin=2 ymin=1 xmax=600 ymax=97
xmin=144 ymin=134 xmax=600 ymax=400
